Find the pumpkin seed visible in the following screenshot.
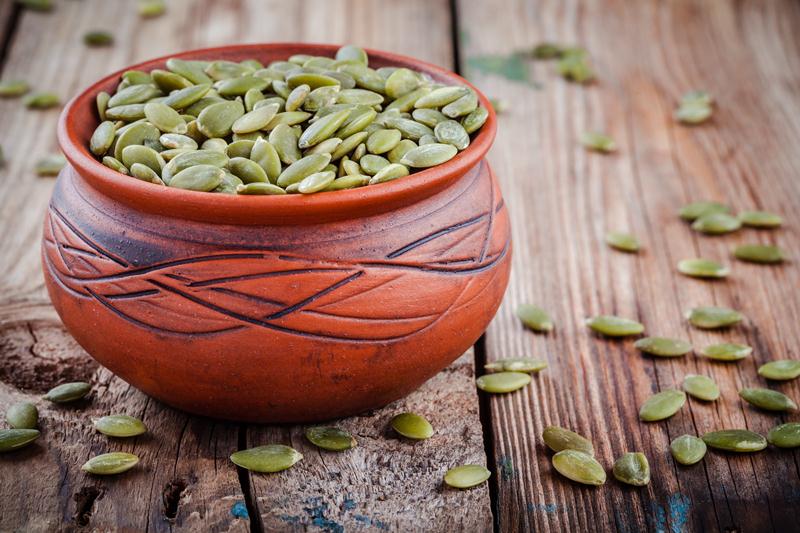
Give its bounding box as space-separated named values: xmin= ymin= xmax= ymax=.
xmin=130 ymin=163 xmax=163 ymax=184
xmin=412 ymin=108 xmax=448 ymax=128
xmin=6 ymin=402 xmax=38 ymax=429
xmin=93 ymin=415 xmax=147 ymax=437
xmin=336 ymin=45 xmax=368 ymax=65
xmin=679 ymin=201 xmax=729 ymax=221
xmin=170 ymin=165 xmax=224 ymax=191
xmin=733 ymin=244 xmax=785 ymax=264
xmin=0 ymin=429 xmax=40 ymax=453
xmin=677 ymin=258 xmax=729 ymax=279
xmin=17 ymin=0 xmax=53 ymax=11
xmin=385 ymin=68 xmax=421 ymax=100
xmin=700 ymin=342 xmax=751 ymax=361
xmin=586 ymin=315 xmax=644 ymax=337
xmin=121 ymin=144 xmax=164 ymax=174
xmin=638 ymin=389 xmax=686 ymax=421
xmin=108 ymin=85 xmax=161 ymax=108
xmin=367 ymin=129 xmax=402 ymax=154
xmin=736 ymin=210 xmax=782 ymax=229
xmin=634 ymin=337 xmax=691 ymax=357
xmin=415 ymin=87 xmax=469 ymax=109
xmin=758 ymin=360 xmax=800 ymax=381
xmin=686 ymin=306 xmax=742 ymax=329
xmin=83 ymin=30 xmax=114 ymax=47
xmin=702 ymin=429 xmax=766 ymax=452
xmin=304 ymin=426 xmax=356 ymax=451
xmin=268 ymin=123 xmax=301 ymax=165
xmin=605 ymin=232 xmax=639 ymax=252
xmin=231 ymin=444 xmax=302 ymax=472
xmin=368 ymin=163 xmax=409 ymax=185
xmin=82 ymin=452 xmax=140 ymax=475
xmin=299 ymin=110 xmax=351 ymax=149
xmin=359 ymin=154 xmax=390 ymax=175
xmin=400 ymin=143 xmax=458 ymax=168
xmin=691 ymin=212 xmax=741 ymax=235
xmin=24 ymin=92 xmax=60 ymax=109
xmin=166 ymin=58 xmax=212 ymax=85
xmin=682 ymin=374 xmax=720 ymax=401
xmin=485 ymin=357 xmax=547 ymax=373
xmin=35 ymin=154 xmax=66 ymax=177
xmin=391 ymin=412 xmax=434 ymax=440
xmin=675 ymin=101 xmax=712 ymax=124
xmin=160 ymin=133 xmax=197 ymax=150
xmin=326 ymin=175 xmax=369 ymax=191
xmin=138 ymin=0 xmax=166 ymax=17
xmin=384 ymin=116 xmax=434 ymax=141
xmin=114 ymin=121 xmax=160 ymax=160
xmin=105 ymin=104 xmax=147 ymax=121
xmin=0 ymin=80 xmax=29 ymax=97
xmin=739 ymin=388 xmax=797 ymax=412
xmin=102 ymin=156 xmax=128 ymax=174
xmin=442 ymin=90 xmax=478 ymax=118
xmin=163 ymin=84 xmax=211 ymax=109
xmin=298 ymin=171 xmax=335 ymax=193
xmin=167 ymin=149 xmax=228 ymax=175
xmin=236 ymin=182 xmax=286 ymax=195
xmin=434 ymin=120 xmax=470 ymax=150
xmin=581 ymin=132 xmax=615 ymax=153
xmin=515 ymin=304 xmax=553 ymax=332
xmin=151 ymin=69 xmax=192 ymax=92
xmin=444 ymin=464 xmax=491 ymax=489
xmin=476 ymin=372 xmax=531 ymax=393
xmin=531 ymin=43 xmax=565 ymax=59
xmin=767 ymin=423 xmax=800 ymax=448
xmin=542 ymin=426 xmax=594 ymax=455
xmin=462 ymin=107 xmax=489 ymax=134
xmin=216 ymin=76 xmax=270 ymax=98
xmin=670 ymin=435 xmax=706 ymax=465
xmin=557 ymin=49 xmax=594 ymax=83
xmin=228 ymin=157 xmax=268 ymax=184
xmin=552 ymin=450 xmax=606 ymax=486
xmin=612 ymin=452 xmax=649 ymax=486
xmin=197 ymin=100 xmax=245 ymax=138
xmin=44 ymin=381 xmax=91 ymax=403
xmin=89 ymin=121 xmax=117 ymax=156
xmin=144 ymin=102 xmax=187 ymax=134
xmin=276 ymin=153 xmax=331 ymax=187
xmin=305 ymin=137 xmax=342 ymax=156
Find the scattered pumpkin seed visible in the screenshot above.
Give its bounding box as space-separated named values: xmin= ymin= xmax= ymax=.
xmin=638 ymin=389 xmax=686 ymax=421
xmin=444 ymin=464 xmax=491 ymax=489
xmin=691 ymin=212 xmax=741 ymax=235
xmin=531 ymin=43 xmax=565 ymax=59
xmin=733 ymin=244 xmax=785 ymax=264
xmin=35 ymin=153 xmax=66 ymax=176
xmin=93 ymin=415 xmax=147 ymax=437
xmin=6 ymin=402 xmax=38 ymax=429
xmin=612 ymin=452 xmax=649 ymax=486
xmin=552 ymin=450 xmax=605 ymax=485
xmin=634 ymin=337 xmax=692 ymax=357
xmin=670 ymin=435 xmax=707 ymax=465
xmin=675 ymin=101 xmax=712 ymax=124
xmin=230 ymin=444 xmax=302 ymax=472
xmin=542 ymin=426 xmax=594 ymax=455
xmin=699 ymin=342 xmax=752 ymax=361
xmin=767 ymin=423 xmax=800 ymax=448
xmin=605 ymin=232 xmax=639 ymax=252
xmin=586 ymin=315 xmax=644 ymax=337
xmin=738 ymin=210 xmax=782 ymax=228
xmin=17 ymin=0 xmax=52 ymax=12
xmin=138 ymin=0 xmax=166 ymax=17
xmin=390 ymin=412 xmax=434 ymax=440
xmin=485 ymin=357 xmax=547 ymax=373
xmin=476 ymin=372 xmax=532 ymax=393
xmin=84 ymin=31 xmax=114 ymax=47
xmin=682 ymin=374 xmax=720 ymax=401
xmin=702 ymin=429 xmax=766 ymax=452
xmin=0 ymin=80 xmax=29 ymax=97
xmin=758 ymin=360 xmax=800 ymax=381
xmin=679 ymin=201 xmax=729 ymax=221
xmin=739 ymin=388 xmax=797 ymax=412
xmin=557 ymin=48 xmax=595 ymax=84
xmin=82 ymin=452 xmax=140 ymax=475
xmin=515 ymin=304 xmax=553 ymax=332
xmin=0 ymin=429 xmax=40 ymax=453
xmin=677 ymin=258 xmax=729 ymax=279
xmin=686 ymin=306 xmax=742 ymax=329
xmin=305 ymin=426 xmax=356 ymax=451
xmin=24 ymin=92 xmax=60 ymax=109
xmin=44 ymin=381 xmax=91 ymax=403
xmin=581 ymin=132 xmax=615 ymax=153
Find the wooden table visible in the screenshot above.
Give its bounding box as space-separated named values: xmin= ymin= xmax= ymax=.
xmin=1 ymin=1 xmax=799 ymax=531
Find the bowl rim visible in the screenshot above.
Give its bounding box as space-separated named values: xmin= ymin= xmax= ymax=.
xmin=57 ymin=42 xmax=496 ymax=225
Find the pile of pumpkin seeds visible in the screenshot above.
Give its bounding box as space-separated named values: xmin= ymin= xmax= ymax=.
xmin=86 ymin=45 xmax=489 ymax=195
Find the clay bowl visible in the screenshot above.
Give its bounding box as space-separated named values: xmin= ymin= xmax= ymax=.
xmin=45 ymin=43 xmax=511 ymax=423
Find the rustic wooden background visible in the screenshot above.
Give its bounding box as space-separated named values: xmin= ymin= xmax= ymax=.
xmin=1 ymin=0 xmax=799 ymax=532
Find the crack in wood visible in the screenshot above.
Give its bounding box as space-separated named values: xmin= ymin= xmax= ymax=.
xmin=73 ymin=486 xmax=103 ymax=528
xmin=161 ymin=479 xmax=188 ymax=523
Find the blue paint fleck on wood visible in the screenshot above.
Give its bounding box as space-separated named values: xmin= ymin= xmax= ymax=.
xmin=230 ymin=501 xmax=249 ymax=519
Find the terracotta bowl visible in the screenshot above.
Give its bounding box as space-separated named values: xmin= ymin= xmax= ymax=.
xmin=44 ymin=43 xmax=511 ymax=423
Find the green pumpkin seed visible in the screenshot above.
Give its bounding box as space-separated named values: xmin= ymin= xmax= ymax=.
xmin=277 ymin=153 xmax=331 ymax=187
xmin=166 ymin=58 xmax=212 ymax=85
xmin=385 ymin=87 xmax=430 ymax=113
xmin=144 ymin=102 xmax=186 ymax=134
xmin=359 ymin=154 xmax=390 ymax=176
xmin=384 ymin=68 xmax=420 ymax=99
xmin=122 ymin=70 xmax=152 ymax=86
xmin=151 ymin=69 xmax=192 ymax=92
xmin=702 ymin=429 xmax=766 ymax=452
xmin=418 ymin=134 xmax=436 ymax=145
xmin=216 ymin=76 xmax=270 ymax=98
xmin=476 ymin=372 xmax=531 ymax=393
xmin=758 ymin=360 xmax=800 ymax=381
xmin=531 ymin=42 xmax=565 ymax=59
xmin=170 ymin=165 xmax=224 ymax=192
xmin=90 ymin=121 xmax=117 ymax=156
xmin=197 ymin=100 xmax=244 ymax=138
xmin=367 ymin=129 xmax=402 ymax=154
xmin=515 ymin=304 xmax=553 ymax=332
xmin=102 ymin=156 xmax=128 ymax=174
xmin=444 ymin=464 xmax=491 ymax=489
xmin=738 ymin=210 xmax=782 ymax=228
xmin=552 ymin=450 xmax=606 ymax=486
xmin=167 ymin=150 xmax=229 ymax=175
xmin=84 ymin=30 xmax=114 ymax=47
xmin=412 ymin=108 xmax=448 ymax=128
xmin=739 ymin=388 xmax=797 ymax=412
xmin=298 ymin=171 xmax=335 ymax=194
xmin=369 ymin=163 xmax=409 ymax=185
xmin=0 ymin=80 xmax=29 ymax=97
xmin=442 ymin=90 xmax=478 ymax=118
xmin=677 ymin=258 xmax=729 ymax=279
xmin=557 ymin=49 xmax=594 ymax=83
xmin=384 ymin=117 xmax=434 ymax=141
xmin=542 ymin=426 xmax=594 ymax=455
xmin=122 ymin=145 xmax=164 ymax=174
xmin=682 ymin=374 xmax=720 ymax=401
xmin=634 ymin=337 xmax=691 ymax=357
xmin=331 ymin=131 xmax=370 ymax=161
xmin=108 ymin=84 xmax=161 ymax=108
xmin=299 ymin=110 xmax=351 ymax=149
xmin=767 ymin=423 xmax=800 ymax=448
xmin=415 ymin=87 xmax=469 ymax=109
xmin=6 ymin=402 xmax=38 ymax=429
xmin=305 ymin=137 xmax=342 ymax=156
xmin=163 ymin=84 xmax=211 ymax=109
xmin=93 ymin=415 xmax=147 ymax=437
xmin=230 ymin=444 xmax=302 ymax=472
xmin=106 ymin=104 xmax=147 ymax=121
xmin=227 ymin=140 xmax=257 ymax=159
xmin=391 ymin=412 xmax=434 ymax=440
xmin=17 ymin=0 xmax=53 ymax=11
xmin=700 ymin=342 xmax=751 ymax=361
xmin=304 ymin=86 xmax=340 ymax=112
xmin=228 ymin=157 xmax=268 ymax=184
xmin=691 ymin=212 xmax=741 ymax=234
xmin=82 ymin=452 xmax=140 ymax=475
xmin=130 ymin=163 xmax=163 ymax=184
xmin=114 ymin=121 xmax=160 ymax=160
xmin=400 ymin=143 xmax=458 ymax=168
xmin=304 ymin=426 xmax=356 ymax=451
xmin=35 ymin=154 xmax=66 ymax=177
xmin=0 ymin=429 xmax=40 ymax=453
xmin=638 ymin=389 xmax=686 ymax=421
xmin=269 ymin=124 xmax=302 ymax=165
xmin=160 ymin=133 xmax=197 ymax=150
xmin=612 ymin=452 xmax=649 ymax=486
xmin=686 ymin=306 xmax=742 ymax=329
xmin=215 ymin=172 xmax=243 ymax=194
xmin=580 ymin=132 xmax=615 ymax=153
xmin=138 ymin=0 xmax=166 ymax=17
xmin=44 ymin=381 xmax=91 ymax=403
xmin=485 ymin=357 xmax=547 ymax=373
xmin=670 ymin=435 xmax=706 ymax=465
xmin=462 ymin=106 xmax=489 ymax=134
xmin=286 ymin=72 xmax=340 ymax=91
xmin=733 ymin=244 xmax=785 ymax=264
xmin=586 ymin=315 xmax=644 ymax=337
xmin=434 ymin=120 xmax=470 ymax=150
xmin=24 ymin=92 xmax=60 ymax=109
xmin=337 ymin=89 xmax=384 ymax=107
xmin=675 ymin=101 xmax=712 ymax=124
xmin=605 ymin=232 xmax=639 ymax=252
xmin=236 ymin=182 xmax=286 ymax=195
xmin=250 ymin=138 xmax=282 ymax=183
xmin=336 ymin=45 xmax=368 ymax=65
xmin=679 ymin=201 xmax=729 ymax=221
xmin=327 ymin=175 xmax=369 ymax=191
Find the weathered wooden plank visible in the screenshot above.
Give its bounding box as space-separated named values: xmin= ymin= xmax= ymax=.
xmin=457 ymin=0 xmax=800 ymax=531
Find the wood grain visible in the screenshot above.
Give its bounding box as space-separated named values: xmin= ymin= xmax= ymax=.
xmin=457 ymin=0 xmax=800 ymax=531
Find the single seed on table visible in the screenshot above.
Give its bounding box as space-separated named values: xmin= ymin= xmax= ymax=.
xmin=580 ymin=132 xmax=616 ymax=153
xmin=557 ymin=49 xmax=595 ymax=83
xmin=531 ymin=42 xmax=565 ymax=59
xmin=670 ymin=435 xmax=707 ymax=465
xmin=83 ymin=31 xmax=114 ymax=46
xmin=739 ymin=388 xmax=797 ymax=412
xmin=738 ymin=210 xmax=782 ymax=228
xmin=444 ymin=464 xmax=491 ymax=489
xmin=605 ymin=232 xmax=639 ymax=252
xmin=230 ymin=444 xmax=302 ymax=473
xmin=390 ymin=412 xmax=434 ymax=440
xmin=476 ymin=372 xmax=531 ymax=393
xmin=675 ymin=101 xmax=712 ymax=124
xmin=485 ymin=357 xmax=547 ymax=373
xmin=699 ymin=342 xmax=752 ymax=361
xmin=0 ymin=429 xmax=40 ymax=453
xmin=677 ymin=258 xmax=729 ymax=279
xmin=305 ymin=426 xmax=356 ymax=451
xmin=0 ymin=80 xmax=29 ymax=97
xmin=24 ymin=92 xmax=60 ymax=109
xmin=686 ymin=306 xmax=742 ymax=329
xmin=691 ymin=212 xmax=741 ymax=235
xmin=679 ymin=201 xmax=729 ymax=221
xmin=552 ymin=450 xmax=606 ymax=486
xmin=758 ymin=360 xmax=800 ymax=381
xmin=634 ymin=337 xmax=692 ymax=357
xmin=682 ymin=374 xmax=720 ymax=401
xmin=702 ymin=429 xmax=767 ymax=452
xmin=585 ymin=315 xmax=644 ymax=337
xmin=733 ymin=244 xmax=785 ymax=264
xmin=515 ymin=304 xmax=553 ymax=332
xmin=6 ymin=402 xmax=38 ymax=429
xmin=612 ymin=452 xmax=649 ymax=486
xmin=138 ymin=0 xmax=166 ymax=17
xmin=45 ymin=381 xmax=91 ymax=403
xmin=638 ymin=390 xmax=686 ymax=421
xmin=489 ymin=98 xmax=508 ymax=114
xmin=767 ymin=423 xmax=800 ymax=448
xmin=93 ymin=415 xmax=147 ymax=437
xmin=542 ymin=426 xmax=594 ymax=455
xmin=82 ymin=452 xmax=140 ymax=475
